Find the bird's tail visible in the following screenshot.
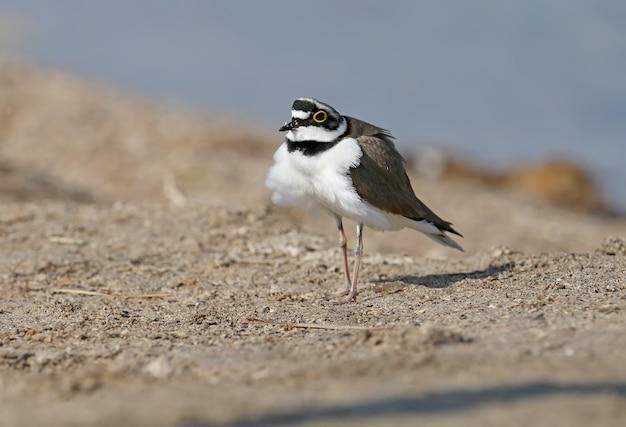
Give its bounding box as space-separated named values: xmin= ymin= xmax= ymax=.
xmin=405 ymin=218 xmax=464 ymax=252
xmin=423 ymin=231 xmax=464 ymax=252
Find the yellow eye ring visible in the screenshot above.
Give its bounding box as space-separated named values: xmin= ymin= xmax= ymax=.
xmin=313 ymin=110 xmax=327 ymax=123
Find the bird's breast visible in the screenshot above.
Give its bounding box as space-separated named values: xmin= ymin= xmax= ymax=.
xmin=268 ymin=138 xmax=360 ymax=203
xmin=266 ymin=139 xmax=391 ymax=229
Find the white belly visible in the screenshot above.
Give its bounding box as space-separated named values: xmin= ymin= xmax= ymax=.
xmin=265 ymin=139 xmax=391 ymax=229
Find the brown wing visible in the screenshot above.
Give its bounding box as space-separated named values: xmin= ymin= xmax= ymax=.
xmin=349 ymin=130 xmax=461 ymax=236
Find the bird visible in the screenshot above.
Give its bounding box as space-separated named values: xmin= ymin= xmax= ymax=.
xmin=265 ymin=98 xmax=463 ymax=303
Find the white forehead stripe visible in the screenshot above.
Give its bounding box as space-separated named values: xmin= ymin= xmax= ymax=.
xmin=291 ymin=110 xmax=311 ymax=120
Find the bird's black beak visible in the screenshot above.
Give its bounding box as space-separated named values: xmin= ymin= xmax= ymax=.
xmin=279 ymin=119 xmax=298 ymax=132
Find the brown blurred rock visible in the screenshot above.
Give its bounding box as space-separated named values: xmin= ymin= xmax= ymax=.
xmin=413 ymin=149 xmax=610 ymax=214
xmin=505 ymin=159 xmax=607 ymax=213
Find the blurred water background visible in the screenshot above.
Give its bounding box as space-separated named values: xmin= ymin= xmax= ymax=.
xmin=1 ymin=0 xmax=624 ymax=211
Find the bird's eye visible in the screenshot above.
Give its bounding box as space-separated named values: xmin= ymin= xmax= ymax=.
xmin=313 ymin=110 xmax=327 ymax=123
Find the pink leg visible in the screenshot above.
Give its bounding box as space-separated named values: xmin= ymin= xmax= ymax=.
xmin=332 ymin=223 xmax=363 ymax=304
xmin=326 ymin=216 xmax=351 ymax=300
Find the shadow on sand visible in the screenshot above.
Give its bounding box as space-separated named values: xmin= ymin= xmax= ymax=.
xmin=186 ymin=381 xmax=626 ymax=427
xmin=377 ymin=262 xmax=515 ymax=289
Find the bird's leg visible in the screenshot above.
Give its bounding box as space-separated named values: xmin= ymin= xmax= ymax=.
xmin=333 ymin=223 xmax=363 ymax=304
xmin=337 ymin=217 xmax=352 ymax=292
xmin=325 ymin=216 xmax=351 ymax=300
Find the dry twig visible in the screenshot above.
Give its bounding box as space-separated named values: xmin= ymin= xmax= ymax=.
xmin=247 ymin=317 xmax=394 ymax=331
xmin=51 ymin=288 xmax=171 ymax=299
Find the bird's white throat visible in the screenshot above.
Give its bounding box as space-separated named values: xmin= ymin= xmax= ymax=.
xmin=286 ymin=117 xmax=348 ymax=143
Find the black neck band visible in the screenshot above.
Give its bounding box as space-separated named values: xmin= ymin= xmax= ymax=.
xmin=286 ymin=140 xmax=338 ymax=156
xmin=285 ymin=120 xmax=350 ymax=156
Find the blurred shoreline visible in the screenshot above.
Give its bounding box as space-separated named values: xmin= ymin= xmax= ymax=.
xmin=0 ymin=60 xmax=622 ymax=217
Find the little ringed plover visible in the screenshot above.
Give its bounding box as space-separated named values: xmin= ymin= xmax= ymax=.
xmin=266 ymin=97 xmax=463 ymax=304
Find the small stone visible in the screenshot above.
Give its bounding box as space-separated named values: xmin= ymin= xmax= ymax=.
xmin=599 ymin=236 xmax=626 ymax=256
xmin=144 ymin=357 xmax=172 ymax=379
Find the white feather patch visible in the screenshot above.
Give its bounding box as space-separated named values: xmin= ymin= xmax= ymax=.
xmin=266 ymin=137 xmax=390 ymax=229
xmin=291 ymin=110 xmax=310 ymax=120
xmin=286 ymin=118 xmax=347 ymax=143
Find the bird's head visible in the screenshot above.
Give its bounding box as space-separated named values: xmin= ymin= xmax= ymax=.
xmin=280 ymin=98 xmax=346 ymax=142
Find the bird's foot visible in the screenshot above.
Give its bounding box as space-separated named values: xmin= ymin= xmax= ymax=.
xmin=325 ymin=288 xmax=357 ymax=304
xmin=324 ymin=288 xmax=348 ymax=300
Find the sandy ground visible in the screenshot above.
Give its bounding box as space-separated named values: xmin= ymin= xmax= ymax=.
xmin=1 ymin=62 xmax=626 ymax=426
